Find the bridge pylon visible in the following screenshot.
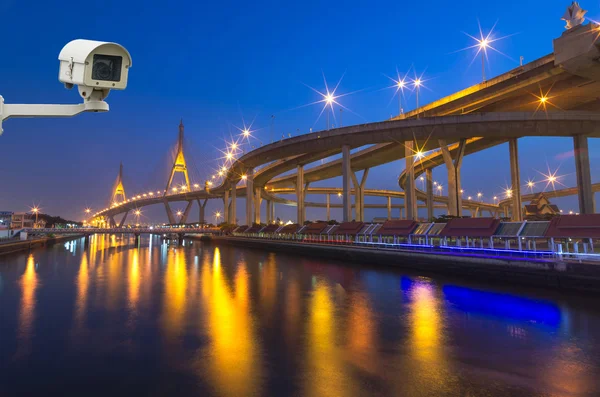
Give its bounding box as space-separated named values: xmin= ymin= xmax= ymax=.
xmin=165 ymin=119 xmax=191 ymax=195
xmin=112 ymin=162 xmax=127 ymax=204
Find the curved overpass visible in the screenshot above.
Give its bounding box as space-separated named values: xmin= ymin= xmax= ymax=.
xmin=92 ymin=112 xmax=600 ymax=224
xmin=92 ymin=25 xmax=600 ymax=225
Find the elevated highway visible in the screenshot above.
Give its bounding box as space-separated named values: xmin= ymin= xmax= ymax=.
xmin=92 ymin=22 xmax=600 ymax=226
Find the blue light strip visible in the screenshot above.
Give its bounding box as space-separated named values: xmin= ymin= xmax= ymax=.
xmin=352 ymin=240 xmax=554 ymax=260
xmin=240 ymin=234 xmax=600 ymax=262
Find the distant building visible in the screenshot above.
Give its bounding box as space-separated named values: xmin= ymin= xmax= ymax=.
xmin=523 ymin=193 xmax=560 ymax=220
xmin=0 ymin=211 xmax=13 ymax=229
xmin=10 ymin=213 xmax=35 ymax=229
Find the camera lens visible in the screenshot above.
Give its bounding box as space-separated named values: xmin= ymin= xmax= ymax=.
xmin=92 ymin=54 xmax=123 ymax=82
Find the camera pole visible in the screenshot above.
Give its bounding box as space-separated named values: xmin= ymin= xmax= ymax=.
xmin=0 ymin=94 xmax=109 ymax=135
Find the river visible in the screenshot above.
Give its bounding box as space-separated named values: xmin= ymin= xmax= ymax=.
xmin=0 ymin=235 xmax=599 ymax=396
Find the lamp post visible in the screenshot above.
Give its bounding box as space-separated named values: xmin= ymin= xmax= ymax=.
xmin=31 ymin=207 xmax=39 ymax=228
xmin=413 ymin=79 xmax=421 ymax=114
xmin=397 ymin=79 xmax=406 ymax=115
xmin=325 ymin=94 xmax=334 ymax=130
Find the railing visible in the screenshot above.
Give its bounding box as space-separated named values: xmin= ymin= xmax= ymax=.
xmin=24 ymin=227 xmax=221 ymax=234
xmin=231 ymin=232 xmax=600 ymax=263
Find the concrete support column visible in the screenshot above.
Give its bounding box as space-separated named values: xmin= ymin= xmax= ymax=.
xmin=509 ymin=138 xmax=523 ymax=221
xmin=350 ymin=168 xmax=369 ymax=222
xmin=573 ymin=135 xmax=595 ymax=214
xmin=326 ymin=194 xmax=331 ymax=221
xmin=296 ymin=165 xmax=305 ymax=224
xmin=246 ymin=169 xmax=254 ymax=225
xmin=426 ymin=169 xmax=434 ymax=221
xmin=439 ymin=139 xmax=465 ymax=217
xmin=230 ymin=182 xmax=237 ymax=224
xmin=119 ymin=211 xmax=129 ymax=228
xmin=180 ymin=200 xmax=194 ymax=224
xmin=254 ymin=187 xmax=262 ymax=224
xmin=223 ymin=190 xmax=229 ymax=224
xmin=198 ymin=199 xmax=207 ymax=224
xmin=163 ymin=199 xmax=176 ymax=224
xmin=404 ymin=142 xmax=417 ymax=220
xmin=341 ymin=145 xmax=352 ymax=222
xmin=387 ymin=196 xmax=392 ymax=220
xmin=265 ymin=200 xmax=271 ymax=224
xmin=109 ymin=216 xmax=117 ymax=228
xmin=269 ymin=200 xmax=275 ymax=223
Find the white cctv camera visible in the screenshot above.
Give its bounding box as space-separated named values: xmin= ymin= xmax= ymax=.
xmin=0 ymin=38 xmax=132 ymax=135
xmin=58 ymin=39 xmax=132 ymax=101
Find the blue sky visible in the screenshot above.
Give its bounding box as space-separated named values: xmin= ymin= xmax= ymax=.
xmin=1 ymin=0 xmax=598 ymax=223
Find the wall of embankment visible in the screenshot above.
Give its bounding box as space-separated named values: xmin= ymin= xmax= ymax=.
xmin=197 ymin=236 xmax=600 ymax=293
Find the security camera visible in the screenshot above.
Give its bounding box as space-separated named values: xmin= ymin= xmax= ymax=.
xmin=0 ymin=38 xmax=132 ymax=135
xmin=58 ymin=39 xmax=132 ymax=101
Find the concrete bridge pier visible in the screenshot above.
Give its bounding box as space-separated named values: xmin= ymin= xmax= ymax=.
xmin=163 ymin=199 xmax=176 ymax=224
xmin=266 ymin=199 xmax=274 ymax=223
xmin=573 ymin=135 xmax=595 ymax=214
xmin=326 ymin=194 xmax=331 ymax=221
xmin=134 ymin=233 xmax=141 ymax=245
xmin=509 ymin=138 xmax=523 ymax=221
xmin=351 ymin=168 xmax=369 ymax=222
xmin=180 ymin=200 xmax=193 ymax=224
xmin=254 ymin=187 xmax=262 ymax=224
xmin=223 ymin=190 xmax=230 ymax=224
xmin=230 ymin=182 xmax=237 ymax=224
xmin=439 ymin=139 xmax=465 ymax=217
xmin=426 ymin=169 xmax=434 ymax=220
xmin=198 ymin=199 xmax=207 ymax=224
xmin=119 ymin=211 xmax=129 ymax=228
xmin=342 ymin=145 xmax=352 ymax=222
xmin=246 ymin=168 xmax=254 ymax=224
xmin=404 ymin=142 xmax=417 ymax=220
xmin=296 ymin=165 xmax=305 ymax=224
xmin=387 ymin=196 xmax=392 ymax=220
xmin=109 ymin=216 xmax=117 ymax=228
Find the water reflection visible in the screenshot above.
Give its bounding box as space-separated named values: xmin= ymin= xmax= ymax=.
xmin=346 ymin=290 xmax=376 ymax=374
xmin=16 ymin=254 xmax=38 ymax=358
xmin=443 ymin=285 xmax=561 ymax=327
xmin=199 ymin=248 xmax=262 ymax=396
xmin=1 ymin=238 xmax=600 ymax=396
xmin=127 ymin=248 xmax=141 ymax=327
xmin=162 ymin=247 xmax=188 ymax=340
xmin=305 ymin=280 xmax=348 ymax=397
xmin=401 ymin=277 xmax=450 ymax=394
xmin=74 ymin=252 xmax=89 ymax=328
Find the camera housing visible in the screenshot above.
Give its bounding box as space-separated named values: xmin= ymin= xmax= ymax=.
xmin=58 ymin=39 xmax=132 ymax=99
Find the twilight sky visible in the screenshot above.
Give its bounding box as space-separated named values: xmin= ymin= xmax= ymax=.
xmin=1 ymin=0 xmax=598 ymax=223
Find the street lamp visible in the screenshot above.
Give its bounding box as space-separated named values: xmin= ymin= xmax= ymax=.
xmin=31 ymin=206 xmax=39 ymax=227
xmin=325 ymin=94 xmax=334 ymax=130
xmin=413 ymin=78 xmax=422 ymax=112
xmin=397 ymin=79 xmax=406 ymax=115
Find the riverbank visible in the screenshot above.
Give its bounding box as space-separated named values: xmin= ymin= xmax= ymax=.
xmin=197 ymin=236 xmax=600 ymax=293
xmin=0 ymin=234 xmax=83 ymax=256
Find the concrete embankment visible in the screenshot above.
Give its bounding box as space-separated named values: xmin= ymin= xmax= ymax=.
xmin=0 ymin=234 xmax=83 ymax=256
xmin=197 ymin=236 xmax=600 ymax=293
